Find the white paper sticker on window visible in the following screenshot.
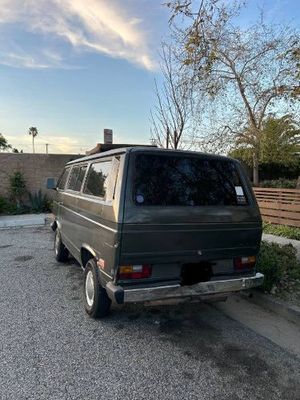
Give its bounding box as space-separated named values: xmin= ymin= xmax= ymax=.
xmin=235 ymin=186 xmax=244 ymax=196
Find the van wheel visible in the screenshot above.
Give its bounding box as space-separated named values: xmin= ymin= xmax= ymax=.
xmin=83 ymin=259 xmax=111 ymax=319
xmin=54 ymin=230 xmax=69 ymax=262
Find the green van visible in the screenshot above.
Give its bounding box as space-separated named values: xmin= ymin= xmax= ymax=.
xmin=52 ymin=147 xmax=263 ymax=318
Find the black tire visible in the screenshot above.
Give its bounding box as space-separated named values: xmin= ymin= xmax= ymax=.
xmin=54 ymin=229 xmax=69 ymax=262
xmin=83 ymin=259 xmax=111 ymax=318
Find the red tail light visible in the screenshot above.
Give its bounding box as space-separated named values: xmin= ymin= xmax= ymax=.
xmin=118 ymin=265 xmax=152 ymax=280
xmin=234 ymin=256 xmax=256 ymax=271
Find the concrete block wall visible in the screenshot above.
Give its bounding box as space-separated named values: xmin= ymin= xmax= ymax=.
xmin=0 ymin=153 xmax=81 ymax=200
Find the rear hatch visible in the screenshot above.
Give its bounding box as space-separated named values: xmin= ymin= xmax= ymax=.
xmin=119 ymin=150 xmax=262 ymax=283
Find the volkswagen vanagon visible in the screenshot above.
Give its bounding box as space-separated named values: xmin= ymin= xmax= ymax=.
xmin=52 ymin=147 xmax=263 ymax=318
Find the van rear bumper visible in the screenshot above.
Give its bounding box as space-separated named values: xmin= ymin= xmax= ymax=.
xmin=105 ymin=273 xmax=264 ymax=304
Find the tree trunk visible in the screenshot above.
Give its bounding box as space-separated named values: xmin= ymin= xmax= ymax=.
xmin=32 ymin=136 xmax=35 ymax=154
xmin=253 ymin=153 xmax=259 ymax=186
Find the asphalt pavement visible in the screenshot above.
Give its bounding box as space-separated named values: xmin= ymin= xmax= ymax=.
xmin=0 ymin=227 xmax=299 ymax=400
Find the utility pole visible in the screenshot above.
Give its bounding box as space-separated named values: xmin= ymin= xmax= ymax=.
xmin=45 ymin=143 xmax=49 ymax=154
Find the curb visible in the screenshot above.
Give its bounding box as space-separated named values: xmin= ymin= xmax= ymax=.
xmin=44 ymin=216 xmax=53 ymax=226
xmin=239 ymin=290 xmax=300 ymax=326
xmin=0 ymin=214 xmax=53 ymax=229
xmin=0 ymin=221 xmax=46 ymax=229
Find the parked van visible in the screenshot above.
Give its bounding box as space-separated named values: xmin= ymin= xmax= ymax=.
xmin=52 ymin=147 xmax=263 ymax=318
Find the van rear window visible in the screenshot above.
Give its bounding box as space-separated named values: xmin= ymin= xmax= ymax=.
xmin=133 ymin=154 xmax=248 ymax=206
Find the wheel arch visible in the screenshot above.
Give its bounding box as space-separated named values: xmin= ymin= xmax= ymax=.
xmin=81 ymin=244 xmax=97 ymax=268
xmin=51 ymin=219 xmax=62 ymax=232
xmin=51 ymin=220 xmax=58 ymax=232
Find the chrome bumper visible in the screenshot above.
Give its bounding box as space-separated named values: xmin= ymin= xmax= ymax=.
xmin=106 ymin=273 xmax=264 ymax=304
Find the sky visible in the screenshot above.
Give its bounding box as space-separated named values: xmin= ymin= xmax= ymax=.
xmin=0 ymin=0 xmax=299 ymax=154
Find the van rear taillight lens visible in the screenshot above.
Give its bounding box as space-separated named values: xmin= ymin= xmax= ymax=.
xmin=118 ymin=265 xmax=152 ymax=280
xmin=234 ymin=256 xmax=256 ymax=271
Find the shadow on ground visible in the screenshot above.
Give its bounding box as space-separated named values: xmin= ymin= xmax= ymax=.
xmin=61 ymin=258 xmax=300 ymax=400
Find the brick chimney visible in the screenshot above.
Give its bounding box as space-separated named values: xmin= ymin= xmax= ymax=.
xmin=104 ymin=129 xmax=113 ymax=144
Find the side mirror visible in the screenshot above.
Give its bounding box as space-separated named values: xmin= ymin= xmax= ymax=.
xmin=47 ymin=178 xmax=57 ymax=190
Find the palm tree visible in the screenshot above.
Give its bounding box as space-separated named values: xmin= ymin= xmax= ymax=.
xmin=28 ymin=127 xmax=38 ymax=153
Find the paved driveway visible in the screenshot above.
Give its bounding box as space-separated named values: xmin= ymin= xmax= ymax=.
xmin=0 ymin=227 xmax=299 ymax=400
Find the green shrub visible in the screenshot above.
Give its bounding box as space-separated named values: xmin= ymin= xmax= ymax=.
xmin=0 ymin=196 xmax=28 ymax=215
xmin=256 ymin=241 xmax=300 ymax=292
xmin=28 ymin=190 xmax=51 ymax=213
xmin=256 ymin=242 xmax=283 ymax=292
xmin=0 ymin=197 xmax=8 ymax=214
xmin=5 ymin=203 xmax=29 ymax=215
xmin=259 ymin=179 xmax=297 ymax=189
xmin=263 ymin=222 xmax=300 ymax=241
xmin=9 ymin=171 xmax=27 ymax=210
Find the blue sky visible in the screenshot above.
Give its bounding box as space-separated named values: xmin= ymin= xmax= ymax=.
xmin=0 ymin=0 xmax=299 ymax=154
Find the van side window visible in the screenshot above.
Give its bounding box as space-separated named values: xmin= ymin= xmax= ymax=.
xmin=68 ymin=165 xmax=87 ymax=192
xmin=83 ymin=161 xmax=111 ymax=198
xmin=74 ymin=165 xmax=87 ymax=191
xmin=57 ymin=167 xmax=70 ymax=190
xmin=106 ymin=157 xmax=120 ymax=201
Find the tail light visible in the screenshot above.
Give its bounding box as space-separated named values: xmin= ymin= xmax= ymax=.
xmin=118 ymin=265 xmax=152 ymax=280
xmin=234 ymin=256 xmax=256 ymax=271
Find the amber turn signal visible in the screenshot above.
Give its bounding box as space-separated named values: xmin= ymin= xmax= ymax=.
xmin=118 ymin=265 xmax=152 ymax=280
xmin=234 ymin=256 xmax=256 ymax=270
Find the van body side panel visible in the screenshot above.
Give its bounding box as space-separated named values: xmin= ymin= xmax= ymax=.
xmin=53 ymin=154 xmax=126 ymax=280
xmin=59 ymin=191 xmax=81 ymax=261
xmin=75 ymin=196 xmax=120 ymax=278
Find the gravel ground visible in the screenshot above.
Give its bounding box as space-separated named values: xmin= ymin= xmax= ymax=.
xmin=0 ymin=227 xmax=299 ymax=400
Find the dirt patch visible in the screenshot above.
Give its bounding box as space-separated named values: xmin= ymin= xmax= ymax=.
xmin=115 ymin=323 xmax=125 ymax=331
xmin=33 ymin=228 xmax=48 ymax=233
xmin=70 ymin=284 xmax=81 ymax=292
xmin=273 ymin=287 xmax=300 ymax=309
xmin=182 ymin=371 xmax=194 ymax=380
xmin=127 ymin=313 xmax=141 ymax=321
xmin=14 ymin=255 xmax=34 ymax=262
xmin=70 ymin=296 xmax=80 ymax=301
xmin=66 ymin=268 xmax=82 ymax=280
xmin=152 ymin=303 xmax=299 ymax=399
xmin=214 ymin=343 xmax=277 ymax=380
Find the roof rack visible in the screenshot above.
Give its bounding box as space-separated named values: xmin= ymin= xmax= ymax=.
xmin=86 ymin=143 xmax=157 ymax=156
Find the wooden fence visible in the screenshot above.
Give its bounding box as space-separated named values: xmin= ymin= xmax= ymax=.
xmin=253 ymin=188 xmax=300 ymax=227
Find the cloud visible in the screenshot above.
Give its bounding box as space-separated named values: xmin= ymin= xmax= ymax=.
xmin=6 ymin=129 xmax=150 ymax=154
xmin=6 ymin=133 xmax=92 ymax=154
xmin=0 ymin=51 xmax=65 ymax=69
xmin=0 ymin=0 xmax=156 ymax=70
xmin=0 ymin=54 xmax=50 ymax=69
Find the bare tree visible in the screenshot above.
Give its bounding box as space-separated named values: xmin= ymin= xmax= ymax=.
xmin=166 ymin=0 xmax=300 ymax=184
xmin=28 ymin=127 xmax=38 ymax=154
xmin=150 ymin=43 xmax=195 ymax=149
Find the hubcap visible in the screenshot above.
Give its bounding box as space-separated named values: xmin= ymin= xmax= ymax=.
xmin=85 ymin=270 xmax=95 ymax=307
